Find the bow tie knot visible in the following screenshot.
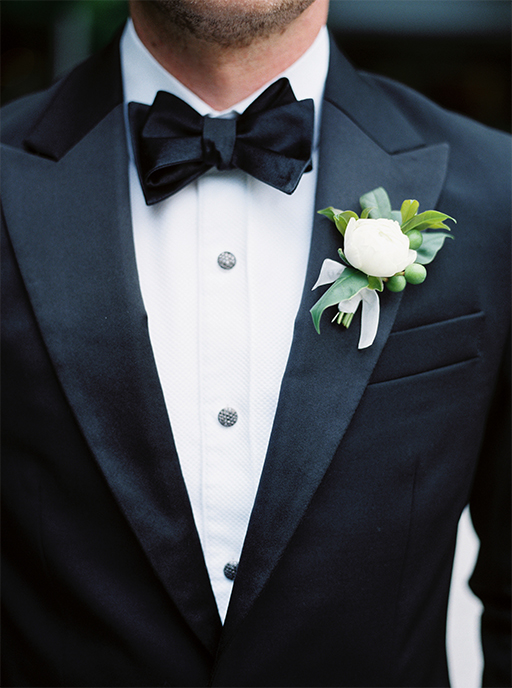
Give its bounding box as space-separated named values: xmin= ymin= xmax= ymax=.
xmin=202 ymin=115 xmax=237 ymax=170
xmin=129 ymin=78 xmax=314 ymax=205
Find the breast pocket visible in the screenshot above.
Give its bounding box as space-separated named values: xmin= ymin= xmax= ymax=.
xmin=369 ymin=311 xmax=484 ymax=384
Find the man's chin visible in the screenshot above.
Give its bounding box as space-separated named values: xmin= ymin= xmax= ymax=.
xmin=138 ymin=0 xmax=317 ymax=47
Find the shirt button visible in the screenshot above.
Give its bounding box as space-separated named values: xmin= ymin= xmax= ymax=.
xmin=223 ymin=561 xmax=238 ymax=580
xmin=218 ymin=408 xmax=238 ymax=427
xmin=217 ymin=252 xmax=236 ymax=270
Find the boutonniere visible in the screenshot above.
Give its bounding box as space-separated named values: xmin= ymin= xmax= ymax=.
xmin=311 ymin=187 xmax=455 ymax=349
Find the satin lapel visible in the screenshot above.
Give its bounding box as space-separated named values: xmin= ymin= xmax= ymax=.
xmin=2 ymin=105 xmax=221 ymax=653
xmin=221 ymin=43 xmax=449 ymax=643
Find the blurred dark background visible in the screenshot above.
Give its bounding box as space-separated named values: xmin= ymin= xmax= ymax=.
xmin=1 ymin=0 xmax=510 ymax=132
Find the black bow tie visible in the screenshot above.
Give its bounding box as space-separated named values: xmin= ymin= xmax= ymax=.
xmin=129 ymin=78 xmax=314 ymax=205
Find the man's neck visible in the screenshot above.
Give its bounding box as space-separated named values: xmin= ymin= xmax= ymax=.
xmin=129 ymin=0 xmax=329 ymax=111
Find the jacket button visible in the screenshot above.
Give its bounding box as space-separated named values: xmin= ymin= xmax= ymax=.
xmin=223 ymin=561 xmax=238 ymax=580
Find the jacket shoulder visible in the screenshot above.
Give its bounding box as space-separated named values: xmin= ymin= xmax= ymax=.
xmin=361 ymin=71 xmax=510 ymax=155
xmin=1 ymin=86 xmax=60 ymax=149
xmin=360 ymin=71 xmax=511 ymax=211
xmin=1 ymin=30 xmax=123 ymax=160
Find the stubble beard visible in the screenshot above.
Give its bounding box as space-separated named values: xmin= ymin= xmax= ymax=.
xmin=143 ymin=0 xmax=317 ymax=47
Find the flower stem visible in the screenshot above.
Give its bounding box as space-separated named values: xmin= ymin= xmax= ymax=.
xmin=341 ymin=312 xmax=354 ymax=328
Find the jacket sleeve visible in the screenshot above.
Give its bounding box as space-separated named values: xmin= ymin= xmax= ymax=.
xmin=469 ymin=332 xmax=511 ymax=687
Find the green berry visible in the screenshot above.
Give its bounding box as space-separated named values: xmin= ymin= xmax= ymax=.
xmin=404 ymin=263 xmax=427 ymax=284
xmin=386 ymin=275 xmax=407 ymax=292
xmin=407 ymin=229 xmax=423 ymax=250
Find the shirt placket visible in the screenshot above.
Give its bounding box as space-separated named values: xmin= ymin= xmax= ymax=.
xmin=197 ymin=168 xmax=254 ymax=619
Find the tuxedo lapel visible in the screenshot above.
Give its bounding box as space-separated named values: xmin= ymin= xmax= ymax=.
xmin=221 ymin=39 xmax=449 ymax=643
xmin=2 ymin=51 xmax=222 ymax=653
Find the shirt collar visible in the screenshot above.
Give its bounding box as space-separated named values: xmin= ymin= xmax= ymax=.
xmin=120 ymin=18 xmax=329 ymax=148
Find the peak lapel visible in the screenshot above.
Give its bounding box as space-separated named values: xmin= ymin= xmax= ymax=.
xmin=221 ymin=39 xmax=449 ymax=643
xmin=2 ymin=51 xmax=222 ymax=653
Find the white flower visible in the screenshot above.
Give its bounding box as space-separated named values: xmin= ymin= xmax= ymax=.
xmin=344 ymin=217 xmax=417 ymax=277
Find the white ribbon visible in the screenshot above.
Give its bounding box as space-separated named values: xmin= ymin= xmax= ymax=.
xmin=338 ymin=287 xmax=380 ymax=349
xmin=312 ymin=258 xmax=346 ymax=289
xmin=312 ymin=259 xmax=381 ymax=349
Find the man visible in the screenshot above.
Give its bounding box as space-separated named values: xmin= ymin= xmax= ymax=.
xmin=2 ymin=0 xmax=510 ymax=685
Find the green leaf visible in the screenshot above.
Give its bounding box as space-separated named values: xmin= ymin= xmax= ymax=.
xmin=401 ymin=210 xmax=456 ymax=234
xmin=360 ymin=207 xmax=373 ymax=219
xmin=338 ymin=248 xmax=349 ymax=264
xmin=310 ymin=268 xmax=369 ymax=333
xmin=334 ymin=211 xmax=359 ymax=235
xmin=359 ymin=187 xmax=393 ymax=219
xmin=318 ymin=206 xmax=342 ymax=222
xmin=415 ymin=232 xmax=454 ymax=265
xmin=317 ymin=207 xmax=360 ymax=236
xmin=400 ymin=199 xmax=420 ymax=225
xmin=390 ymin=210 xmax=402 ymax=223
xmin=367 ymin=275 xmax=384 ymax=292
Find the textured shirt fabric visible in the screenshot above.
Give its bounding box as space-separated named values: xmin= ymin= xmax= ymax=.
xmin=120 ymin=19 xmax=329 ymax=621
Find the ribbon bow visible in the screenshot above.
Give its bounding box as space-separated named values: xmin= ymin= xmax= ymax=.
xmin=312 ymin=259 xmax=381 ymax=349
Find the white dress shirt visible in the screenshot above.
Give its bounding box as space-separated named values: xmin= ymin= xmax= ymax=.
xmin=120 ymin=19 xmax=329 ymax=622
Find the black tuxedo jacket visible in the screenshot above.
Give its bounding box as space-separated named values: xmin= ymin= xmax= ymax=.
xmin=2 ymin=32 xmax=510 ymax=687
